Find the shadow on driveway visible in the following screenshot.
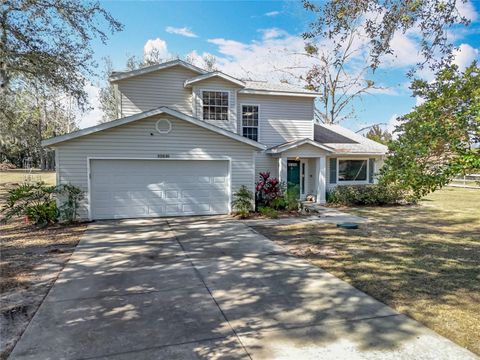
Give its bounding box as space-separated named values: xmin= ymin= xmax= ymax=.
xmin=9 ymin=216 xmax=478 ymax=359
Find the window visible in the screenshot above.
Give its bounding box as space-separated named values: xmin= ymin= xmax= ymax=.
xmin=241 ymin=105 xmax=259 ymax=141
xmin=202 ymin=91 xmax=229 ymax=120
xmin=338 ymin=159 xmax=367 ymax=182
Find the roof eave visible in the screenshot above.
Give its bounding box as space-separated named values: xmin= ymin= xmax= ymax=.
xmin=266 ymin=139 xmax=334 ymax=154
xmin=109 ymin=60 xmax=207 ymax=83
xmin=184 ymin=72 xmax=245 ymax=88
xmin=42 ymin=106 xmax=266 ymax=150
xmin=239 ymin=89 xmax=320 ymax=97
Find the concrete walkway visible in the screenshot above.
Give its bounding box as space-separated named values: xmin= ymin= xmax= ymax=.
xmin=10 ymin=216 xmax=477 ymax=359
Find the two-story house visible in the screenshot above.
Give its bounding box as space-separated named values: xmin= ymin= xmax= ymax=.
xmin=43 ymin=59 xmax=387 ymax=220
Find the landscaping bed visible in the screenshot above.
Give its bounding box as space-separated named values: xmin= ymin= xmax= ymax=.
xmin=0 ymin=172 xmax=86 ymax=359
xmin=251 ymin=187 xmax=480 ymax=355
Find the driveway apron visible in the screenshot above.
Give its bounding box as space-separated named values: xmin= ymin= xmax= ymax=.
xmin=9 ymin=216 xmax=478 ymax=360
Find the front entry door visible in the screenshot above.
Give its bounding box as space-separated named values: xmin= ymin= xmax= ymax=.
xmin=287 ymin=160 xmax=300 ymax=198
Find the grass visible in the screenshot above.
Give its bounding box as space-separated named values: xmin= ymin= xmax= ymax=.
xmin=0 ymin=170 xmax=85 ymax=359
xmin=252 ymin=187 xmax=480 ymax=355
xmin=0 ymin=170 xmax=56 ymax=186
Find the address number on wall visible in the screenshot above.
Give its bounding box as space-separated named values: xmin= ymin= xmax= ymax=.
xmin=157 ymin=154 xmax=170 ymax=158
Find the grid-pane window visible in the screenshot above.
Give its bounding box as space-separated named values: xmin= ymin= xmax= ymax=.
xmin=202 ymin=91 xmax=229 ymax=120
xmin=242 ymin=105 xmax=259 ymax=141
xmin=338 ymin=160 xmax=367 ymax=181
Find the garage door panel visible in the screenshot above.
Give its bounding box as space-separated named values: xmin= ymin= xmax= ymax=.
xmin=90 ymin=160 xmax=229 ymax=220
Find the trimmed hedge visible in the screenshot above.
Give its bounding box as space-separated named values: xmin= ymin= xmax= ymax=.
xmin=327 ymin=184 xmax=410 ymax=206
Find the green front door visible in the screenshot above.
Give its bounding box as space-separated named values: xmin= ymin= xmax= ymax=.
xmin=287 ymin=160 xmax=300 ymax=198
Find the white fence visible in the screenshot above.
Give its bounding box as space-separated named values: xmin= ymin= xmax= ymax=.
xmin=448 ymin=174 xmax=480 ymax=189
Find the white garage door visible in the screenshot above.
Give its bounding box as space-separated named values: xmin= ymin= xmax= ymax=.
xmin=90 ymin=159 xmax=230 ymax=220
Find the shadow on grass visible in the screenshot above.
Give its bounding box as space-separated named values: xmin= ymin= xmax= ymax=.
xmin=252 ymin=203 xmax=480 ymax=355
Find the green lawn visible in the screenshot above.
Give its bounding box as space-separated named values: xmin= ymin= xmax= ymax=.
xmin=0 ymin=170 xmax=56 ymax=186
xmin=252 ymin=187 xmax=480 ymax=355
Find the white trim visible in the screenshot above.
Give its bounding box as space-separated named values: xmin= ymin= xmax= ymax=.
xmin=332 ymin=152 xmax=386 ymax=156
xmin=239 ymin=89 xmax=320 ymax=97
xmin=267 ymin=138 xmax=334 ymax=154
xmin=42 ymin=106 xmax=266 ymax=150
xmin=185 ymin=72 xmax=245 ymax=88
xmin=240 ymin=103 xmax=260 ymax=142
xmin=336 ymin=158 xmax=370 ymax=184
xmin=87 ymin=156 xmax=232 ymax=221
xmin=54 ymin=149 xmax=59 ymax=186
xmin=109 ymin=59 xmax=206 ymax=82
xmin=316 ymin=156 xmax=327 ymax=204
xmin=200 ymin=89 xmax=232 ymax=122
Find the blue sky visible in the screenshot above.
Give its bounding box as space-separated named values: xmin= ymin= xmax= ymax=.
xmin=82 ymin=0 xmax=480 ymax=132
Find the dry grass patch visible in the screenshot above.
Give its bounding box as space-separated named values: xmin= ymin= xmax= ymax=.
xmin=252 ymin=187 xmax=480 ymax=355
xmin=0 ymin=177 xmax=86 ymax=359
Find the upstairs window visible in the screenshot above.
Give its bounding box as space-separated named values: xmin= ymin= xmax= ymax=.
xmin=242 ymin=105 xmax=259 ymax=141
xmin=202 ymin=91 xmax=229 ymax=120
xmin=338 ymin=159 xmax=367 ymax=182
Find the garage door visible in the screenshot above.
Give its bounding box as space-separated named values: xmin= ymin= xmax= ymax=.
xmin=90 ymin=159 xmax=230 ymax=220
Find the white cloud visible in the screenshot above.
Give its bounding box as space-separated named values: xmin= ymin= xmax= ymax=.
xmin=386 ymin=113 xmax=401 ymax=139
xmin=144 ymin=38 xmax=171 ymax=61
xmin=207 ymin=29 xmax=313 ymax=83
xmin=78 ymin=82 xmax=102 ymax=129
xmin=258 ymin=28 xmax=289 ymax=40
xmin=415 ymin=96 xmax=426 ymax=107
xmin=456 ymin=0 xmax=478 ymax=21
xmin=453 ymin=43 xmax=479 ymax=70
xmin=185 ymin=49 xmax=216 ymax=69
xmin=265 ymin=11 xmax=280 ymax=17
xmin=165 ymin=26 xmax=198 ymax=38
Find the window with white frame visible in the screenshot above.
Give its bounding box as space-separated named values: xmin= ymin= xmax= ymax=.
xmin=338 ymin=159 xmax=368 ymax=182
xmin=241 ymin=105 xmax=259 ymax=141
xmin=202 ymin=91 xmax=229 ymax=120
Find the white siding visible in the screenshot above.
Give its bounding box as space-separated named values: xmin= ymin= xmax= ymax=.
xmin=55 ymin=115 xmax=257 ymax=220
xmin=117 ymin=66 xmax=199 ymax=117
xmin=192 ymin=77 xmax=241 ymax=132
xmin=255 ymin=153 xmax=278 ymax=179
xmin=237 ymin=94 xmax=314 ymax=146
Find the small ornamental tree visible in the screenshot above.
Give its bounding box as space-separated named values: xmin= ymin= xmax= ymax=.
xmin=232 ymin=185 xmax=253 ymax=218
xmin=380 ymin=62 xmax=480 ymax=200
xmin=255 ymin=172 xmax=283 ymax=208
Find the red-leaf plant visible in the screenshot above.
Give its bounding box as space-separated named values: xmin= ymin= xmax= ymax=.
xmin=255 ymin=172 xmax=283 ymax=207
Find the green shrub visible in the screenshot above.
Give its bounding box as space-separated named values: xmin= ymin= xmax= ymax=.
xmin=25 ymin=200 xmax=58 ymax=227
xmin=1 ymin=182 xmax=84 ymax=226
xmin=258 ymin=206 xmax=279 ymax=219
xmin=284 ymin=185 xmax=300 ymax=211
xmin=1 ymin=182 xmax=57 ymax=225
xmin=57 ymin=184 xmax=84 ymax=223
xmin=232 ymin=185 xmax=253 ymax=218
xmin=327 ymin=184 xmax=409 ymax=206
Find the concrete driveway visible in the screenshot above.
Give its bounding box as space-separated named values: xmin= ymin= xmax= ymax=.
xmin=10 ymin=216 xmax=477 ymax=359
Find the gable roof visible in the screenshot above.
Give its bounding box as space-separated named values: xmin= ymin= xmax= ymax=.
xmin=110 ymin=59 xmax=206 ymax=82
xmin=42 ymin=106 xmax=266 ymax=150
xmin=109 ymin=59 xmax=321 ymax=97
xmin=184 ymin=72 xmax=245 ymax=87
xmin=314 ymin=123 xmax=388 ymax=154
xmin=267 ymin=139 xmax=334 ymax=154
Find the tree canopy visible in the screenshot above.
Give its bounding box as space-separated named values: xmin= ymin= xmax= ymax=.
xmin=303 ymin=0 xmax=471 ymax=73
xmin=366 ymin=124 xmax=392 ymax=145
xmin=380 ymin=62 xmax=480 ymax=199
xmin=0 ymin=0 xmax=122 ymax=106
